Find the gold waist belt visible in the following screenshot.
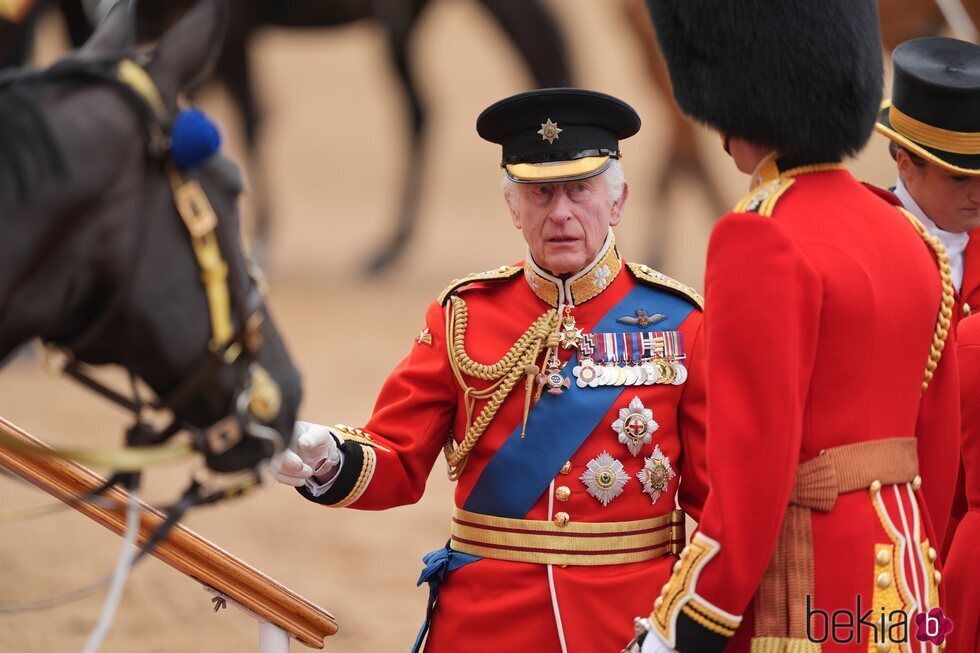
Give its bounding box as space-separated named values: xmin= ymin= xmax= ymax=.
xmin=450 ymin=507 xmax=686 ymax=567
xmin=753 ymin=438 xmax=920 ymax=652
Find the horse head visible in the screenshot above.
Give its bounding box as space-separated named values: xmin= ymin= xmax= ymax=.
xmin=0 ymin=0 xmax=301 ymax=475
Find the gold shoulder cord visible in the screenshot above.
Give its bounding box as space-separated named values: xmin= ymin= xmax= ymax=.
xmin=443 ymin=296 xmax=560 ymax=480
xmin=898 ymin=208 xmax=955 ymax=391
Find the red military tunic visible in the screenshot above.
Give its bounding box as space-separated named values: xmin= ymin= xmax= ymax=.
xmin=963 ymin=230 xmax=980 ymax=313
xmin=299 ymin=235 xmax=708 ymax=652
xmin=944 ymin=314 xmax=980 ymax=653
xmin=649 ymin=161 xmax=960 ymax=653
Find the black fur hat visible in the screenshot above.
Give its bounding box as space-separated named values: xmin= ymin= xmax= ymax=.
xmin=645 ymin=0 xmax=884 ymax=162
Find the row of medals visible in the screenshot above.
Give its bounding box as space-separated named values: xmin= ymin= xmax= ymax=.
xmin=574 ymin=357 xmax=687 ymax=388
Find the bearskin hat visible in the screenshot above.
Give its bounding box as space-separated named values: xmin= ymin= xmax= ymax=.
xmin=645 ymin=0 xmax=884 ymax=162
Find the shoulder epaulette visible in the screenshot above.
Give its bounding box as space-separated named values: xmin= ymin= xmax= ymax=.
xmin=732 ymin=177 xmax=796 ymax=217
xmin=437 ymin=265 xmax=523 ymax=305
xmin=626 ymin=262 xmax=704 ymax=310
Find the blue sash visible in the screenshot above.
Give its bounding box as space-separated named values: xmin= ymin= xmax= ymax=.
xmin=463 ymin=285 xmax=695 ymax=518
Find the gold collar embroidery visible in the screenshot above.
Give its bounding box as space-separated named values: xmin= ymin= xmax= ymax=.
xmin=523 ymin=230 xmax=623 ymax=308
xmin=750 ymin=152 xmax=845 ymax=190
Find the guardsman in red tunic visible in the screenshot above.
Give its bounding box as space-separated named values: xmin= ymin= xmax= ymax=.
xmin=272 ymin=89 xmax=709 ymax=652
xmin=634 ymin=2 xmax=961 ymax=652
xmin=945 ymin=314 xmax=980 ymax=653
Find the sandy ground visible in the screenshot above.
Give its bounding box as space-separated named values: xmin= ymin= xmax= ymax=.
xmin=0 ymin=2 xmax=903 ymax=651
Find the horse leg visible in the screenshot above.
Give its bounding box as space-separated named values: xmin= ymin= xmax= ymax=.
xmin=364 ymin=25 xmax=426 ymax=276
xmin=57 ymin=0 xmax=92 ymax=47
xmin=214 ymin=29 xmax=273 ymax=264
xmin=1 ymin=0 xmax=48 ymax=67
xmin=622 ymin=0 xmax=728 ymax=267
xmin=473 ymin=0 xmax=573 ymax=86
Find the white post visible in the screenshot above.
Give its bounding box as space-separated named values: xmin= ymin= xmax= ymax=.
xmin=204 ymin=586 xmax=291 ymax=653
xmin=258 ymin=621 xmax=290 ymax=653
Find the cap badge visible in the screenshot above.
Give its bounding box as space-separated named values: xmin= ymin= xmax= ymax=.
xmin=637 ymin=444 xmax=676 ymax=505
xmin=579 ymin=451 xmax=629 ymax=506
xmin=611 ymin=395 xmax=658 ymax=456
xmin=537 ymin=118 xmax=563 ymax=144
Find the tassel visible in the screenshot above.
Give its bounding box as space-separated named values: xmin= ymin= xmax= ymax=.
xmin=521 ymin=364 xmax=539 ymax=438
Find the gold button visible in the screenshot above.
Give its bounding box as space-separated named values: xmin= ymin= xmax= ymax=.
xmin=555 ymin=486 xmax=571 ymax=502
xmin=870 ymin=480 xmax=882 ymax=494
xmin=877 ymin=572 xmax=892 ymax=589
xmin=934 ymin=570 xmax=942 ymax=585
xmin=654 ymin=596 xmax=664 ymax=609
xmin=560 ymin=461 xmax=572 ymax=475
xmin=928 ymin=547 xmax=937 ymax=563
xmin=876 ymin=642 xmax=891 ymax=653
xmin=553 ymin=512 xmax=570 ymax=527
xmin=965 ymin=302 xmax=972 ymax=316
xmin=911 ymin=475 xmax=922 ymax=490
xmin=876 ymin=549 xmax=892 ymax=567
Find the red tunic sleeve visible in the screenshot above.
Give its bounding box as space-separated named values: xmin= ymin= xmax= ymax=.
xmin=299 ymin=300 xmax=458 ymax=509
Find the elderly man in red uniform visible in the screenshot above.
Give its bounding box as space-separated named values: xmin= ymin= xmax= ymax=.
xmin=272 ymin=89 xmax=708 ymax=652
xmin=632 ymin=1 xmax=961 ymax=652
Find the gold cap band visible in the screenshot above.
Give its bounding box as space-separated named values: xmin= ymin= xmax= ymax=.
xmin=888 ymin=102 xmax=980 ymax=155
xmin=505 ymin=156 xmax=610 ymax=183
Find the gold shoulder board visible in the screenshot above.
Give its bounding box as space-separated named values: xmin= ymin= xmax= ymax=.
xmin=732 ymin=177 xmax=796 ymax=217
xmin=438 ymin=265 xmax=523 ymax=305
xmin=626 ymin=262 xmax=704 ymax=311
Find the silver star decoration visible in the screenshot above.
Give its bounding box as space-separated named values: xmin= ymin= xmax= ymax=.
xmin=579 ymin=451 xmax=629 ymax=506
xmin=611 ymin=395 xmax=659 ymax=456
xmin=637 ymin=444 xmax=676 ymax=505
xmin=537 ymin=118 xmax=562 ymax=144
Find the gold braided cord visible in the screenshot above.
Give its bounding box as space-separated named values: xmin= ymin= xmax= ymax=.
xmin=898 ymin=208 xmax=955 ymax=391
xmin=443 ymin=296 xmax=559 ymax=480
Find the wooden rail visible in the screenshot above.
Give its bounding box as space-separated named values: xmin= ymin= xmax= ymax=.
xmin=0 ymin=416 xmax=338 ymax=649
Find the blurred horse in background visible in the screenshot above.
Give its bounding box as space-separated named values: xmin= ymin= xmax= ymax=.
xmin=0 ymin=0 xmax=300 ymax=486
xmin=3 ymin=0 xmax=574 ymax=274
xmin=622 ymin=0 xmax=980 ymax=266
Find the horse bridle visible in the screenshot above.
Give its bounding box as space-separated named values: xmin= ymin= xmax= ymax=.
xmin=32 ymin=56 xmax=286 ymax=473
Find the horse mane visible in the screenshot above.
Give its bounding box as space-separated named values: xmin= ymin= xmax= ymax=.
xmin=0 ymin=74 xmax=66 ymax=203
xmin=0 ymin=56 xmax=156 ymax=204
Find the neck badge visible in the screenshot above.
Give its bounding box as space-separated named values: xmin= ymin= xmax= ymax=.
xmin=579 ymin=451 xmax=629 ymax=506
xmin=558 ymin=310 xmax=584 ymax=350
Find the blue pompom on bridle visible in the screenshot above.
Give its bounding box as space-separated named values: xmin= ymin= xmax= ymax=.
xmin=171 ymin=108 xmax=221 ymax=170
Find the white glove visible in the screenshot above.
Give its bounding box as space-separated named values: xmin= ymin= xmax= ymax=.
xmin=271 ymin=421 xmax=342 ymax=487
xmin=640 ymin=629 xmax=675 ymax=653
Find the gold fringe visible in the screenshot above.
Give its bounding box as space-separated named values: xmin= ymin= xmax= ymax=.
xmin=749 ymin=636 xmax=822 ymax=653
